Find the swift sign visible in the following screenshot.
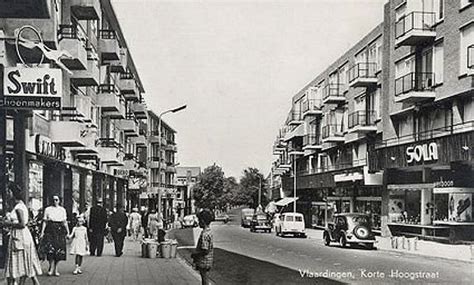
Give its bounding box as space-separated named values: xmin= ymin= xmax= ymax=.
xmin=2 ymin=67 xmax=62 ymax=110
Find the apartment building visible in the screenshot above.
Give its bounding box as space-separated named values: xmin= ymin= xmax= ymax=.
xmin=175 ymin=167 xmax=201 ymax=217
xmin=0 ymin=1 xmax=149 ymax=217
xmin=272 ymin=0 xmax=473 ymax=242
xmin=145 ymin=111 xmax=178 ymax=224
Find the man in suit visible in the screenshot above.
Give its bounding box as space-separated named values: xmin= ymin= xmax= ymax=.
xmin=88 ymin=199 xmax=108 ymax=256
xmin=109 ymin=204 xmax=128 ymax=257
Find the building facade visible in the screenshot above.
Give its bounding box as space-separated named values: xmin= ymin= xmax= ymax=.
xmin=272 ymin=0 xmax=474 ymax=242
xmin=175 ymin=167 xmax=201 ymax=218
xmin=0 ymin=1 xmax=179 ymax=223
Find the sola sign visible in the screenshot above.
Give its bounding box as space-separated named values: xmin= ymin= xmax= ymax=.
xmin=2 ymin=67 xmax=62 ymax=110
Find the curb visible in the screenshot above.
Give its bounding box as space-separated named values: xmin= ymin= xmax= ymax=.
xmin=375 ymin=246 xmax=474 ymax=264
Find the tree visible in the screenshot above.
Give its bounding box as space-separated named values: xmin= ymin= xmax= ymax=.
xmin=238 ymin=167 xmax=268 ymax=209
xmin=192 ymin=164 xmax=225 ymax=210
xmin=216 ymin=176 xmax=239 ymax=211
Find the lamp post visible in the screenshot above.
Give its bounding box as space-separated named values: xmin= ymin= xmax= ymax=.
xmin=156 ymin=104 xmax=187 ymax=227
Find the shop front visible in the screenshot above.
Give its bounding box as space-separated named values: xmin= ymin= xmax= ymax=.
xmin=369 ymin=131 xmax=473 ymax=242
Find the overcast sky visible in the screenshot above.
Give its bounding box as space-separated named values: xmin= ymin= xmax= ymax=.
xmin=112 ymin=0 xmax=386 ymax=178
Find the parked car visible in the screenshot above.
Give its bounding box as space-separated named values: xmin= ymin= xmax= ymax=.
xmin=323 ymin=213 xmax=376 ymax=249
xmin=250 ymin=213 xmax=272 ymax=233
xmin=214 ymin=213 xmax=229 ymax=223
xmin=275 ymin=212 xmax=306 ymax=238
xmin=241 ymin=208 xmax=255 ymax=228
xmin=181 ymin=214 xmax=199 ymax=228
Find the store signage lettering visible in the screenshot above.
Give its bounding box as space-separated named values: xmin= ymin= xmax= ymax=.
xmin=2 ymin=67 xmax=62 ymax=110
xmin=406 ymin=142 xmax=438 ymax=164
xmin=35 ymin=135 xmax=66 ymax=161
xmin=114 ymin=169 xmax=129 ymax=177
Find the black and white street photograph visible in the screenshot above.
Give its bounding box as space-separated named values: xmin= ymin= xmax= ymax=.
xmin=0 ymin=0 xmax=473 ymax=284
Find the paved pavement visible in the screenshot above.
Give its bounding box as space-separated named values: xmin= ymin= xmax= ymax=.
xmin=1 ymin=237 xmax=200 ymax=285
xmin=202 ymin=209 xmax=473 ymax=284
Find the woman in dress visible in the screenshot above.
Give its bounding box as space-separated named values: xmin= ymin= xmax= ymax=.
xmin=128 ymin=208 xmax=141 ymax=240
xmin=147 ymin=209 xmax=160 ymax=239
xmin=3 ymin=184 xmax=42 ymax=285
xmin=40 ymin=195 xmax=70 ymax=276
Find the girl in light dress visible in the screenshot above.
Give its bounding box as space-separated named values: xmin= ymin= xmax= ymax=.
xmin=68 ymin=215 xmax=89 ymax=275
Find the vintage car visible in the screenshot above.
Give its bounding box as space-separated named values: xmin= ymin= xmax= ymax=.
xmin=241 ymin=208 xmax=255 ymax=227
xmin=214 ymin=213 xmax=230 ymax=223
xmin=275 ymin=212 xmax=306 ymax=238
xmin=323 ymin=213 xmax=376 ymax=249
xmin=250 ymin=213 xmax=272 ymax=233
xmin=181 ymin=214 xmax=199 ymax=228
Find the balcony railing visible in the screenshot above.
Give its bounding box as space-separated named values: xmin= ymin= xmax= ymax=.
xmin=395 ymin=11 xmax=435 ymax=40
xmin=124 ymin=153 xmax=136 ymax=161
xmin=348 ymin=62 xmax=377 ymax=83
xmin=375 ymin=120 xmax=474 ymax=149
xmin=99 ymin=29 xmax=117 ymax=39
xmin=303 ymin=134 xmax=321 ymax=146
xmin=395 ymin=72 xmax=434 ymax=96
xmin=98 ymin=83 xmax=120 ymax=95
xmin=348 ymin=110 xmax=377 ymax=129
xmin=302 ymin=99 xmax=322 ymax=113
xmin=286 ymin=111 xmax=302 ymax=125
xmin=322 ymin=124 xmax=344 ymax=139
xmin=96 ymin=138 xmax=121 ymax=148
xmin=322 ymin=83 xmax=344 ymax=100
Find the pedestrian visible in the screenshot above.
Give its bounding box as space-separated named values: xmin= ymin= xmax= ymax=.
xmin=147 ymin=209 xmax=160 ymax=239
xmin=68 ymin=215 xmax=89 ymax=275
xmin=40 ymin=194 xmax=69 ymax=276
xmin=88 ymin=199 xmax=108 ymax=256
xmin=141 ymin=207 xmax=149 ymax=238
xmin=129 ymin=208 xmax=141 ymax=240
xmin=2 ymin=184 xmax=42 ymax=285
xmin=191 ymin=209 xmax=214 ymax=285
xmin=108 ymin=204 xmax=128 ymax=257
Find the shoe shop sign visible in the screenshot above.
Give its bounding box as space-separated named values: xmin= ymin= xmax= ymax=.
xmin=2 ymin=67 xmax=62 ymax=110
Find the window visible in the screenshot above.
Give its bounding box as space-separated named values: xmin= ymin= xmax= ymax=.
xmin=433 ymin=41 xmax=444 ymax=84
xmin=286 ymin=216 xmax=294 ymax=222
xmin=460 ymin=23 xmax=474 ymax=75
xmin=295 ymin=216 xmax=303 ymax=222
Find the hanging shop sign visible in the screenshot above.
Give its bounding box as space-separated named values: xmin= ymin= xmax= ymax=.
xmin=35 ymin=134 xmax=66 ymax=161
xmin=406 ymin=142 xmax=438 ymax=164
xmin=2 ymin=67 xmax=62 ymax=110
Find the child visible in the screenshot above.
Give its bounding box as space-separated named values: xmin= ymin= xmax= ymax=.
xmin=191 ymin=209 xmax=214 ymax=285
xmin=69 ymin=215 xmax=89 ymax=275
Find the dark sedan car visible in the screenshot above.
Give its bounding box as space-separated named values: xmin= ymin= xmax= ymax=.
xmin=323 ymin=213 xmax=376 ymax=249
xmin=250 ymin=213 xmax=272 ymax=233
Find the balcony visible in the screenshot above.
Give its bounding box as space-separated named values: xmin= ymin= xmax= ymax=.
xmin=148 ymin=131 xmax=167 ymax=145
xmin=109 ymin=48 xmax=128 ymax=74
xmin=468 ymin=44 xmax=474 ymax=76
xmin=49 ymin=121 xmax=89 ymax=147
xmin=322 ymin=83 xmax=345 ymax=105
xmin=394 ymin=72 xmax=435 ymax=104
xmin=166 ymin=163 xmax=177 ymax=173
xmin=348 ymin=110 xmax=377 ymax=133
xmin=302 ymin=99 xmax=323 ymax=118
xmin=322 ymin=124 xmax=345 ymax=143
xmin=165 ymin=144 xmax=177 ymax=152
xmin=348 ymin=63 xmax=378 ymax=88
xmin=71 ymin=49 xmax=100 ymax=86
xmin=149 ymin=157 xmax=166 ymax=169
xmin=395 ymin=11 xmax=436 ymax=47
xmin=58 ymin=25 xmax=87 ymax=70
xmin=131 ymin=135 xmax=146 ymax=146
xmin=119 ymin=73 xmax=139 ymax=101
xmin=70 ymin=0 xmax=100 ymax=20
xmin=98 ymin=30 xmax=120 ymax=61
xmin=302 ymin=134 xmax=322 ymax=151
xmin=97 ymin=84 xmax=126 ymax=119
xmin=286 ymin=111 xmax=302 ymax=126
xmin=131 ymin=102 xmax=147 ymax=119
xmin=97 ymin=138 xmax=124 ymax=166
xmin=119 ymin=119 xmax=139 ymax=137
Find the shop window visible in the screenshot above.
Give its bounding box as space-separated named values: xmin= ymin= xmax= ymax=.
xmin=28 ymin=161 xmax=43 ymax=218
xmin=389 ymin=189 xmax=421 ymax=224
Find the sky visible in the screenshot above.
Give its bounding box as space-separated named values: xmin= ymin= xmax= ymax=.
xmin=112 ymin=0 xmax=386 ymax=179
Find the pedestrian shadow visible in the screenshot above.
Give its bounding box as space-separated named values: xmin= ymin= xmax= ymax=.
xmin=179 ymin=247 xmax=347 ymax=285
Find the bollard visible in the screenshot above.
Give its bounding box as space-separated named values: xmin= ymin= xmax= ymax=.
xmin=391 ymin=236 xmax=398 ymax=249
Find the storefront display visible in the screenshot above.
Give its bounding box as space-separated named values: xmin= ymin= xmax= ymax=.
xmin=28 ymin=161 xmax=43 ymax=217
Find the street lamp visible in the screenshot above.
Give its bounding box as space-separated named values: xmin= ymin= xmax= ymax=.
xmin=157 ymin=104 xmax=187 ymax=227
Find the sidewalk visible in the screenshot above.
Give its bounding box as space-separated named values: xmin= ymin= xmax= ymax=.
xmin=1 ymin=237 xmax=200 ymax=285
xmin=304 ymin=227 xmax=474 ymax=262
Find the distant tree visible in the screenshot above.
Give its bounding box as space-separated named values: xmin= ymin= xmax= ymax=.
xmin=238 ymin=167 xmax=268 ymax=209
xmin=216 ymin=176 xmax=239 ymax=211
xmin=193 ymin=164 xmax=225 ymax=210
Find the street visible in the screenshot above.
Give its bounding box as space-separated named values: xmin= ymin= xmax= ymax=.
xmin=180 ymin=208 xmax=473 ymax=284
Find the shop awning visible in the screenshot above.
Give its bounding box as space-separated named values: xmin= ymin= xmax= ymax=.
xmin=284 ymin=124 xmax=304 ymax=141
xmin=274 ymin=197 xmax=299 ymax=207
